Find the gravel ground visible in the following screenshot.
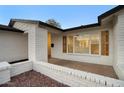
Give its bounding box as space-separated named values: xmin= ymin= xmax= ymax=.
xmin=0 ymin=70 xmax=68 ymax=87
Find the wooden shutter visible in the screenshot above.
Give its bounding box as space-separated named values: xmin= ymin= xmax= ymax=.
xmin=101 ymin=31 xmax=109 ymax=56
xmin=63 ymin=36 xmax=67 ymax=53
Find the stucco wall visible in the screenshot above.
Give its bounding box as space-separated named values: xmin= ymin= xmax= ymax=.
xmin=0 ymin=31 xmax=28 ymax=62
xmin=51 ymin=27 xmax=114 ymax=66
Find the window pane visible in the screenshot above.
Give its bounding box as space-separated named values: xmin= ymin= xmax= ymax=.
xmin=101 ymin=31 xmax=109 ymax=56
xmin=91 ymin=34 xmax=99 ymax=54
xmin=67 ymin=36 xmax=73 ymax=53
xmin=74 ymin=35 xmax=89 ymax=54
xmin=63 ymin=36 xmax=67 ymax=53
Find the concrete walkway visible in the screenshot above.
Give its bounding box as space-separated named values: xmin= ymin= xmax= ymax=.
xmin=48 ymin=58 xmax=118 ymax=79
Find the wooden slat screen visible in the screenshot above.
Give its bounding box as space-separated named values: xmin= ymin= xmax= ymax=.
xmin=63 ymin=36 xmax=67 ymax=53
xmin=101 ymin=31 xmax=109 ymax=56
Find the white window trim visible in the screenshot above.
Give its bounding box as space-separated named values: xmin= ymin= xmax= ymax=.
xmin=67 ymin=36 xmax=69 ymax=53
xmin=66 ymin=33 xmax=101 ymax=56
xmin=73 ymin=36 xmax=75 ymax=53
xmin=89 ymin=35 xmax=91 ymax=54
xmin=99 ymin=31 xmax=101 ymax=56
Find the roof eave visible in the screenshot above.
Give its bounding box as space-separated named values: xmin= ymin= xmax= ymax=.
xmin=0 ymin=24 xmax=24 ymax=33
xmin=9 ymin=19 xmax=63 ymax=31
xmin=8 ymin=6 xmax=124 ymax=32
xmin=98 ymin=5 xmax=124 ymax=24
xmin=63 ymin=23 xmax=100 ymax=32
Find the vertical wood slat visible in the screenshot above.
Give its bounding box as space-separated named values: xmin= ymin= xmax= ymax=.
xmin=63 ymin=36 xmax=67 ymax=53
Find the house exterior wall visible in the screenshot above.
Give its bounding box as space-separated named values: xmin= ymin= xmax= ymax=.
xmin=10 ymin=61 xmax=32 ymax=77
xmin=13 ymin=21 xmax=114 ymax=66
xmin=14 ymin=22 xmax=48 ymax=62
xmin=113 ymin=11 xmax=124 ymax=80
xmin=51 ymin=27 xmax=114 ymax=66
xmin=0 ymin=31 xmax=28 ymax=62
xmin=35 ymin=27 xmax=48 ymax=62
xmin=115 ymin=12 xmax=124 ymax=65
xmin=14 ymin=22 xmax=36 ymax=61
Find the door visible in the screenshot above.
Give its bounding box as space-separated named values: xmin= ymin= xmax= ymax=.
xmin=48 ymin=32 xmax=51 ymax=58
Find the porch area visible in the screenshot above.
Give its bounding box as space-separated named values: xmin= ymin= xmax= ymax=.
xmin=48 ymin=58 xmax=118 ymax=79
xmin=0 ymin=60 xmax=124 ymax=87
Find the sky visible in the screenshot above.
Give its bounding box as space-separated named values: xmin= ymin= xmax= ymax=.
xmin=0 ymin=5 xmax=116 ymax=29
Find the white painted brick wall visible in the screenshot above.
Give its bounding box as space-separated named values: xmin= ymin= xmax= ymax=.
xmin=0 ymin=62 xmax=10 ymax=85
xmin=14 ymin=22 xmax=48 ymax=62
xmin=1 ymin=61 xmax=124 ymax=86
xmin=113 ymin=11 xmax=124 ymax=80
xmin=33 ymin=62 xmax=124 ymax=87
xmin=10 ymin=61 xmax=32 ymax=77
xmin=116 ymin=14 xmax=124 ymax=65
xmin=0 ymin=61 xmax=32 ymax=84
xmin=35 ymin=27 xmax=48 ymax=62
xmin=14 ymin=22 xmax=37 ymax=61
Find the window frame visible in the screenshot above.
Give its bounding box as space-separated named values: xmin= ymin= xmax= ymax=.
xmin=66 ymin=33 xmax=100 ymax=56
xmin=74 ymin=35 xmax=90 ymax=54
xmin=90 ymin=32 xmax=101 ymax=55
xmin=63 ymin=30 xmax=109 ymax=56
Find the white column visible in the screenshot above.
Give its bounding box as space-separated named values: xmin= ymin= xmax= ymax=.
xmin=35 ymin=27 xmax=48 ymax=62
xmin=28 ymin=26 xmax=48 ymax=62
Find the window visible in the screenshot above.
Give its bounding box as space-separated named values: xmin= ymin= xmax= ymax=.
xmin=74 ymin=35 xmax=89 ymax=54
xmin=101 ymin=31 xmax=109 ymax=56
xmin=63 ymin=36 xmax=67 ymax=53
xmin=67 ymin=36 xmax=73 ymax=53
xmin=63 ymin=31 xmax=109 ymax=56
xmin=91 ymin=34 xmax=99 ymax=54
